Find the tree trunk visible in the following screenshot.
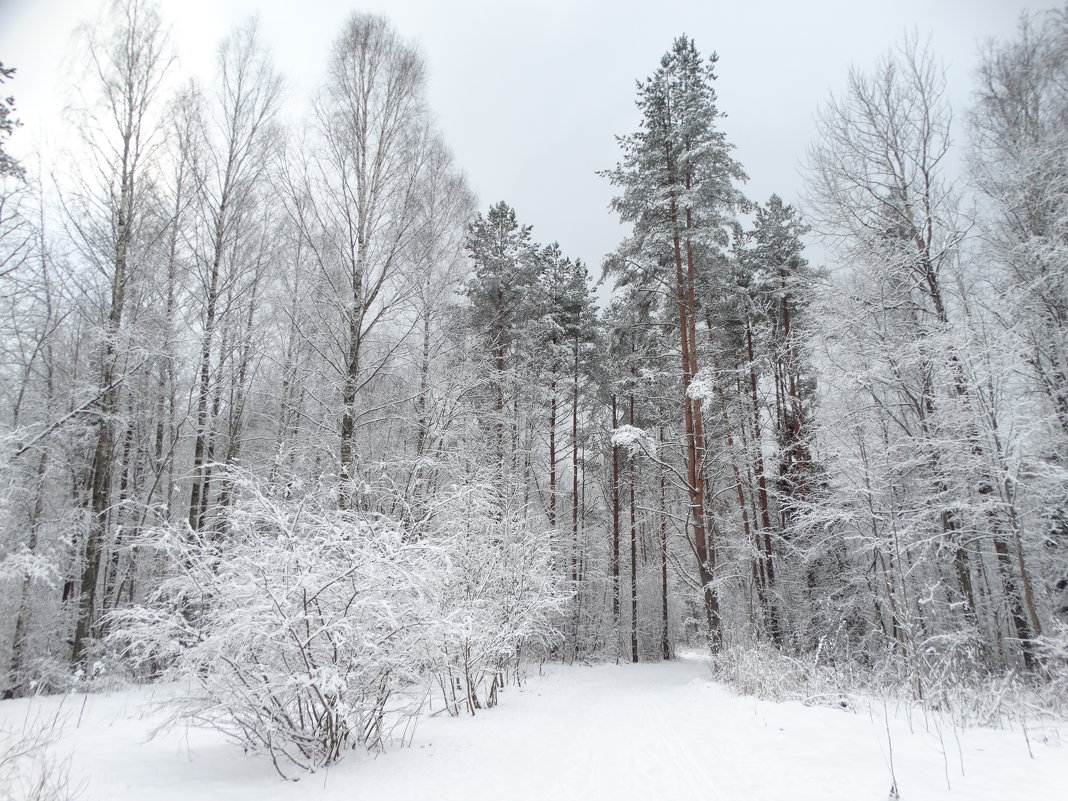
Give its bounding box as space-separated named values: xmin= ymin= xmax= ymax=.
xmin=667 ymin=172 xmax=717 ymax=641
xmin=188 ymin=204 xmax=227 ymax=529
xmin=611 ymin=394 xmax=621 ymax=637
xmin=73 ymin=152 xmax=132 ymax=663
xmin=629 ymin=392 xmax=639 ymax=663
xmin=659 ymin=428 xmax=671 ymax=660
xmin=7 ymin=449 xmax=49 ymax=696
xmin=548 ymin=364 xmax=557 ymax=530
xmin=571 ymin=337 xmax=581 ymax=658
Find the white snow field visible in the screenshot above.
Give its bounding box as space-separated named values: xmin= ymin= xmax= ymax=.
xmin=1 ymin=654 xmax=1064 ymax=801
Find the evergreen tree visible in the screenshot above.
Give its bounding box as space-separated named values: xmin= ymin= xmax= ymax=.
xmin=741 ymin=197 xmax=819 ymax=525
xmin=464 ymin=202 xmax=542 ymax=504
xmin=0 ymin=63 xmax=22 ymax=180
xmin=604 ymin=36 xmax=747 ymax=644
xmin=536 ymin=243 xmax=588 ymax=529
xmin=733 ymin=195 xmax=823 ymax=643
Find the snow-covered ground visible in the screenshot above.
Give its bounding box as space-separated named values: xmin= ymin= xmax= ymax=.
xmin=1 ymin=655 xmax=1064 ymax=800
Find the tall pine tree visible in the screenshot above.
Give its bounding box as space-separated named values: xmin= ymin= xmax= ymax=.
xmin=604 ymin=36 xmax=747 ymax=644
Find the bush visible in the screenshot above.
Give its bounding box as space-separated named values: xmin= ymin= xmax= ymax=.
xmin=112 ymin=483 xmax=441 ymax=778
xmin=426 ymin=490 xmax=566 ymax=714
xmin=110 ymin=476 xmax=567 ymax=777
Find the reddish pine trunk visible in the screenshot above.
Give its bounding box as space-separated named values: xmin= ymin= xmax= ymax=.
xmin=667 ymin=183 xmax=718 ymax=641
xmin=548 ymin=369 xmax=557 ymax=529
xmin=611 ymin=395 xmax=621 ymax=631
xmin=629 ymin=392 xmax=639 ymax=663
xmin=659 ymin=429 xmax=671 ymax=660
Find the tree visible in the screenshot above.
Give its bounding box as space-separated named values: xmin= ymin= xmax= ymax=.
xmin=407 ymin=135 xmax=474 ymax=489
xmin=0 ymin=181 xmax=62 ymax=697
xmin=0 ymin=63 xmax=22 ymax=180
xmin=464 ymin=201 xmax=542 ymax=504
xmin=67 ymin=0 xmax=172 ymax=663
xmin=186 ymin=21 xmax=283 ymax=533
xmin=970 ymin=3 xmax=1068 ymax=661
xmin=805 ymin=35 xmax=1044 ymax=675
xmin=604 ymin=36 xmax=747 ymax=644
xmin=727 ymin=195 xmax=820 ymax=640
xmin=743 ymin=197 xmax=817 ymax=515
xmin=971 ymin=7 xmax=1068 ymax=436
xmin=308 ymin=14 xmax=432 ymax=508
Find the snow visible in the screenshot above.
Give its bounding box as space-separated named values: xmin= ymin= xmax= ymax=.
xmin=1 ymin=654 xmax=1064 ymax=801
xmin=611 ymin=424 xmax=653 ymax=454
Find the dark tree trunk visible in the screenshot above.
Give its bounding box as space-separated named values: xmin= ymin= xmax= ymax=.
xmin=73 ymin=150 xmax=133 ymax=663
xmin=746 ymin=323 xmax=780 ymax=642
xmin=548 ymin=364 xmax=557 ymax=530
xmin=571 ymin=337 xmax=581 ymax=658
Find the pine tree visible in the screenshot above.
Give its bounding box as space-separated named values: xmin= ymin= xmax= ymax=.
xmin=728 ymin=195 xmax=822 ymax=643
xmin=0 ymin=63 xmax=22 ymax=180
xmin=604 ymin=36 xmax=747 ymax=644
xmin=536 ymin=244 xmax=589 ymax=529
xmin=743 ymin=196 xmax=817 ymax=512
xmin=464 ymin=202 xmax=543 ymax=505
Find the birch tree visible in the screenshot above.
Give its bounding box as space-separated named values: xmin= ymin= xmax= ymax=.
xmin=66 ymin=0 xmax=171 ymax=663
xmin=308 ymin=14 xmax=431 ymax=508
xmin=186 ymin=21 xmax=282 ymax=532
xmin=806 ymin=36 xmax=1044 ymax=675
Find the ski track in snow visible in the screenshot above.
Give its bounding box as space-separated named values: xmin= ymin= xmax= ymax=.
xmin=0 ymin=654 xmax=1064 ymax=801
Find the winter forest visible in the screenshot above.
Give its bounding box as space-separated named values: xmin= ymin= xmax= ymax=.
xmin=0 ymin=0 xmax=1067 ymax=798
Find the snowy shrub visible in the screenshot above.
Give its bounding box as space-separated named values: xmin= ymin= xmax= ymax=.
xmin=425 ymin=488 xmax=566 ymax=714
xmin=111 ymin=480 xmax=444 ymax=778
xmin=711 ymin=629 xmax=1068 ymax=732
xmin=709 ymin=642 xmax=856 ymax=709
xmin=110 ymin=475 xmax=568 ymax=776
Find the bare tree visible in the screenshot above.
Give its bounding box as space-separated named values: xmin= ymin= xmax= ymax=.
xmin=971 ymin=8 xmax=1068 ymax=433
xmin=67 ymin=0 xmax=172 ymax=663
xmin=299 ymin=14 xmax=432 ymax=507
xmin=806 ymin=35 xmax=1043 ymax=675
xmin=185 ymin=20 xmax=283 ymax=532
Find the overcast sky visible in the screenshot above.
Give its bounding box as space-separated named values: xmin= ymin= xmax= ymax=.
xmin=0 ymin=0 xmax=1056 ymax=273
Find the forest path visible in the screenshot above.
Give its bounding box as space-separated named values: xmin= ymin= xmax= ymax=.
xmin=346 ymin=653 xmax=1066 ymax=801
xmin=1 ymin=654 xmax=1064 ymax=801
